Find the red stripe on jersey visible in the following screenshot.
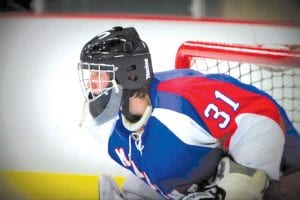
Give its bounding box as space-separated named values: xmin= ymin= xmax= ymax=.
xmin=157 ymin=76 xmax=285 ymax=148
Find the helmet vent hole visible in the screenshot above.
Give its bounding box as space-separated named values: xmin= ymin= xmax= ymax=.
xmin=127 ymin=65 xmax=136 ymax=71
xmin=128 ymin=75 xmax=138 ymax=82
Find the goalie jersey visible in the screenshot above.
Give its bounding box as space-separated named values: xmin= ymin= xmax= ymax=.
xmin=108 ymin=69 xmax=298 ymax=198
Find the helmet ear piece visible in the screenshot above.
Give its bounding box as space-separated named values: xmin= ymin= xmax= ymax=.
xmin=115 ymin=55 xmax=153 ymax=89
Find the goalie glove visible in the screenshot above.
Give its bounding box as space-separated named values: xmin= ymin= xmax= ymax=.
xmin=214 ymin=157 xmax=270 ymax=200
xmin=181 ymin=183 xmax=226 ymax=200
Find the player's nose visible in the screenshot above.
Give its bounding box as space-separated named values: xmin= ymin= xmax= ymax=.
xmin=86 ymin=81 xmax=98 ymax=90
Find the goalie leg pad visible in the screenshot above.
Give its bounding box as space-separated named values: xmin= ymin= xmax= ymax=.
xmin=215 ymin=157 xmax=269 ymax=200
xmin=99 ymin=175 xmax=124 ymax=200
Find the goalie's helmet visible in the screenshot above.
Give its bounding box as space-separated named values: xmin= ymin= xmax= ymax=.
xmin=78 ymin=26 xmax=153 ymax=125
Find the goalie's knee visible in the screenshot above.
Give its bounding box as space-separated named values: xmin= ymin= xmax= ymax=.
xmin=215 ymin=157 xmax=269 ymax=200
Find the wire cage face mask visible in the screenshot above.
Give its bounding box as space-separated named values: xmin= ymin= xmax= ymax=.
xmin=78 ymin=62 xmax=123 ymax=126
xmin=78 ymin=62 xmax=118 ymax=103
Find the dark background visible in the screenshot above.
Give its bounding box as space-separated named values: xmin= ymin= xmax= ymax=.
xmin=1 ymin=0 xmax=300 ymax=23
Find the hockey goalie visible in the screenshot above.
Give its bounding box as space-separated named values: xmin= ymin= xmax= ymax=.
xmin=78 ymin=26 xmax=300 ymax=199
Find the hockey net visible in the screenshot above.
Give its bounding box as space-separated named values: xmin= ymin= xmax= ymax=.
xmin=175 ymin=41 xmax=300 ymax=132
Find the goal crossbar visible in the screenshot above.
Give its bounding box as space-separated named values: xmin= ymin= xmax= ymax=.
xmin=176 ymin=41 xmax=300 ymax=69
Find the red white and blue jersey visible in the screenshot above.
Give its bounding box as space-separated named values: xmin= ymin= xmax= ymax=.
xmin=108 ymin=69 xmax=298 ymax=198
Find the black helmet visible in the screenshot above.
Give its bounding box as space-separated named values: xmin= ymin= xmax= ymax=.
xmin=78 ymin=26 xmax=153 ymax=124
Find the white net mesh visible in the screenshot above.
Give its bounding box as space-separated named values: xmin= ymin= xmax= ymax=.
xmin=176 ymin=42 xmax=300 ymax=132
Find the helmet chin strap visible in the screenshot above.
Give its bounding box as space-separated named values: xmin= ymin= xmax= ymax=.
xmin=121 ymin=105 xmax=152 ymax=132
xmin=79 ymin=101 xmax=88 ymax=128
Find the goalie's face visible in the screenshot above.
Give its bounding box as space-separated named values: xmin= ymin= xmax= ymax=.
xmin=78 ymin=62 xmax=116 ymax=103
xmin=88 ymin=71 xmax=110 ymax=96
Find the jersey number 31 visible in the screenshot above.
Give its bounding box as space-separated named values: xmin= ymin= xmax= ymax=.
xmin=204 ymin=90 xmax=240 ymax=129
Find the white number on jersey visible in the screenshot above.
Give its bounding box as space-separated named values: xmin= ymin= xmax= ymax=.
xmin=204 ymin=90 xmax=240 ymax=129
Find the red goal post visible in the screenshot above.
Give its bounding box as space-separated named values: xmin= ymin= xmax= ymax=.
xmin=175 ymin=41 xmax=300 ymax=132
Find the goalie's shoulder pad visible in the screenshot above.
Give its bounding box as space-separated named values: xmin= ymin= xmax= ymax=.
xmin=215 ymin=157 xmax=269 ymax=200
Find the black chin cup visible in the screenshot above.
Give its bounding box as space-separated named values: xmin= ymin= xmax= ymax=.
xmin=89 ymin=91 xmax=111 ymax=119
xmin=88 ymin=86 xmax=123 ymax=125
